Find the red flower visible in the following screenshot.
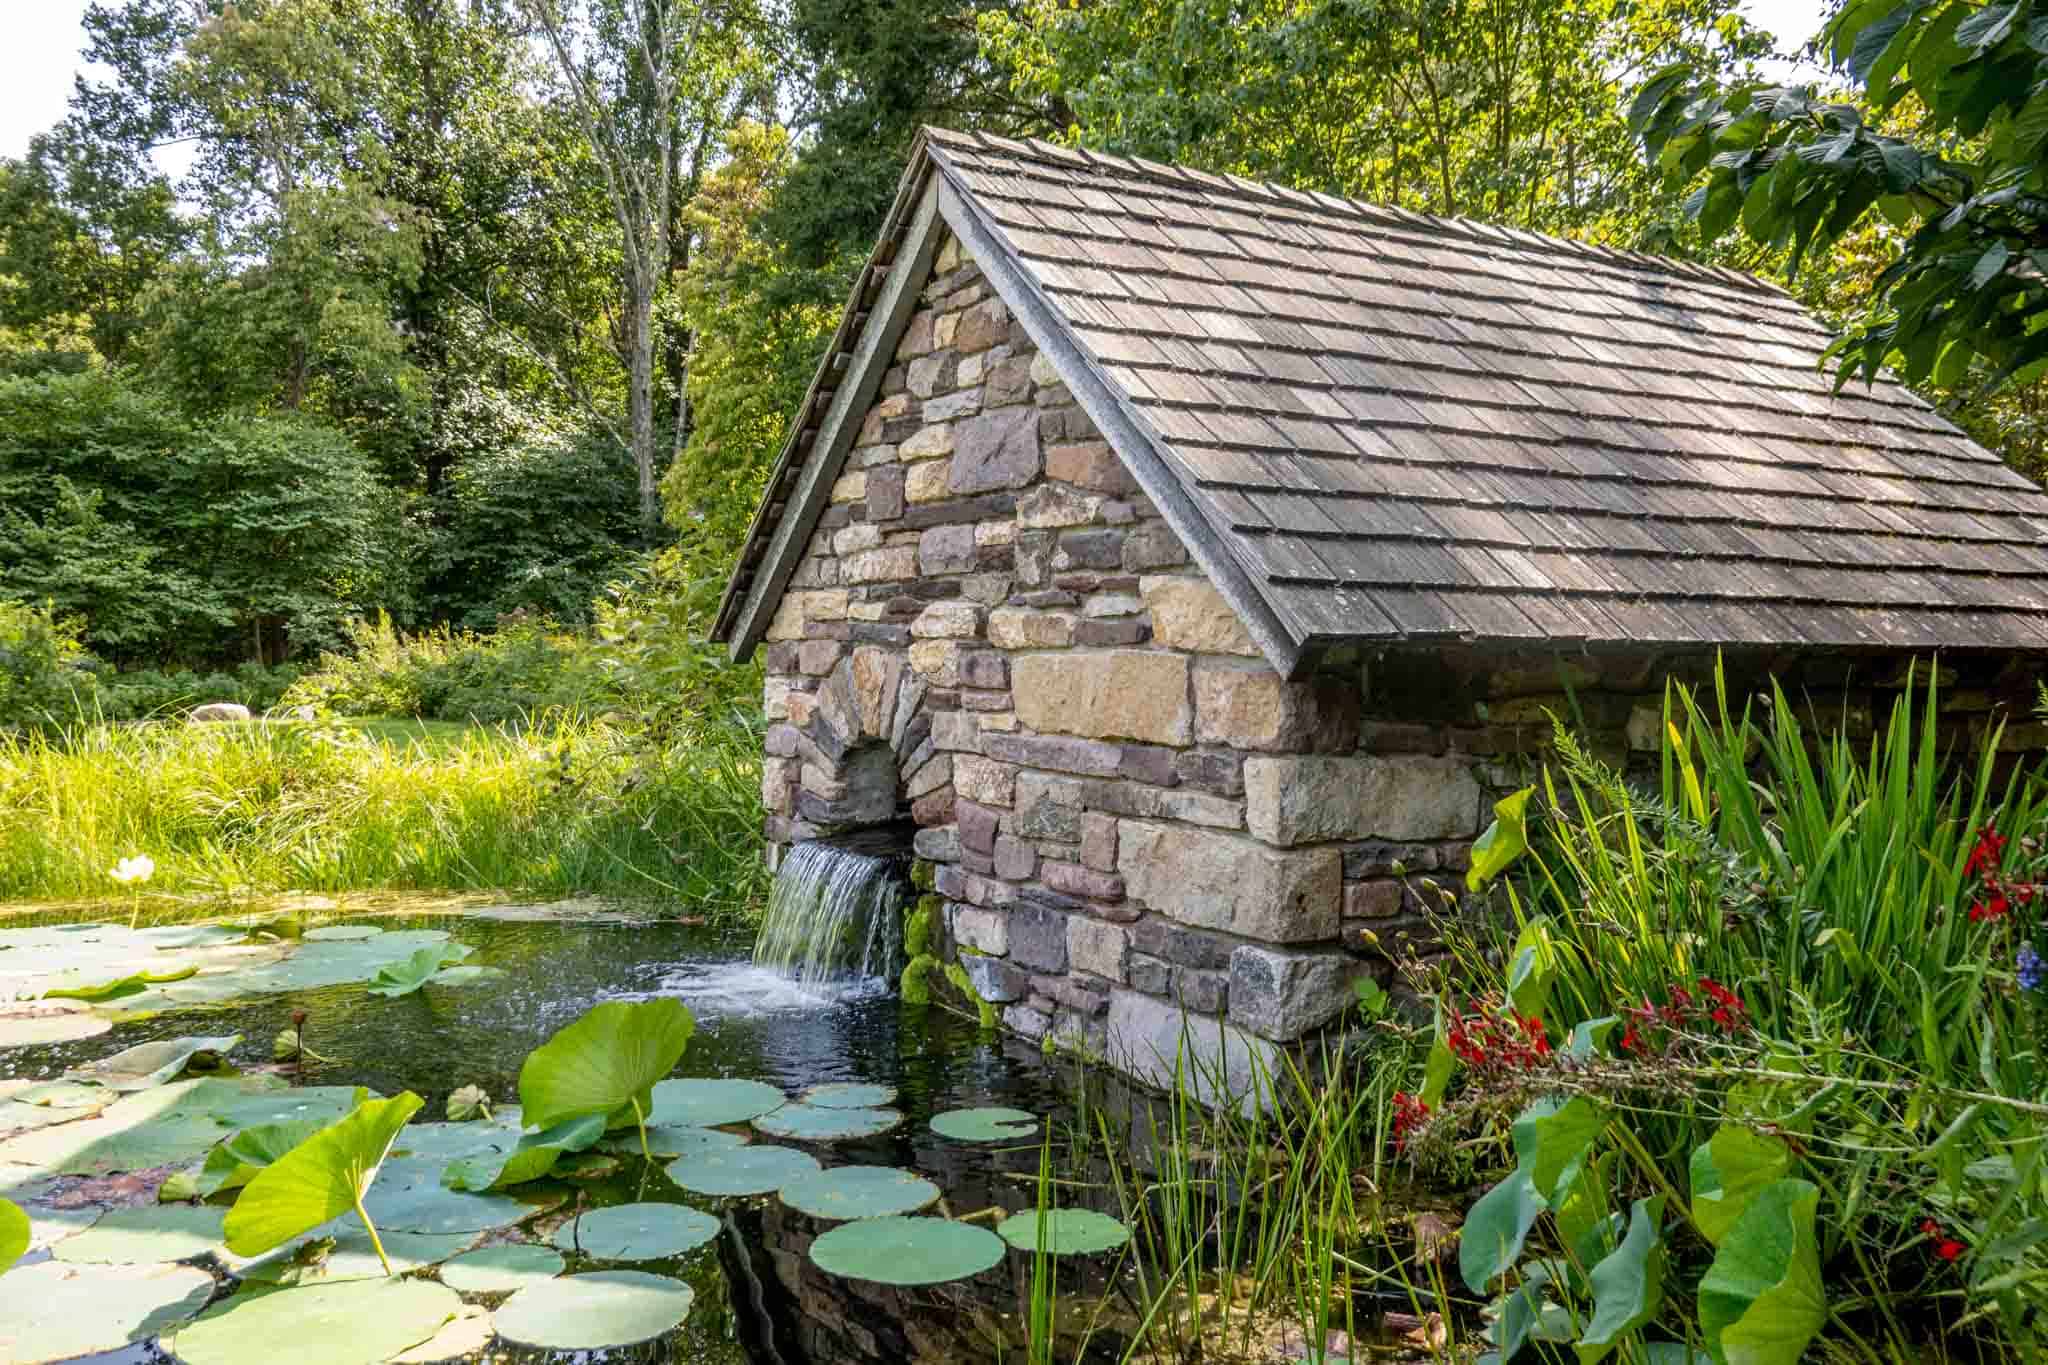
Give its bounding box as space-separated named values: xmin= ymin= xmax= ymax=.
xmin=1920 ymin=1219 xmax=1942 ymax=1238
xmin=1390 ymin=1091 xmax=1431 ymax=1152
xmin=1937 ymin=1239 xmax=1965 ymax=1262
xmin=1620 ymin=1024 xmax=1644 ymax=1054
xmin=1970 ymin=893 xmax=2012 ymax=923
xmin=1967 ymin=825 xmax=2008 ymax=878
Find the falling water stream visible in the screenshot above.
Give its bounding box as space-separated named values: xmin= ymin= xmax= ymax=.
xmin=751 ymin=842 xmax=906 ymax=993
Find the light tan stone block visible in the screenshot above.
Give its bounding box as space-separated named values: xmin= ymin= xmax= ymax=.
xmin=912 ymin=601 xmax=983 ymax=639
xmin=840 ymin=546 xmax=918 ymax=584
xmin=1068 ymin=918 xmax=1129 ymax=983
xmin=763 ymin=589 xmax=848 ymax=640
xmin=906 ymin=460 xmax=952 ymax=504
xmin=987 ymin=607 xmax=1076 ymax=650
xmin=908 ymin=639 xmax=962 ymax=687
xmin=833 ymin=523 xmax=882 ymax=555
xmin=1117 ymin=820 xmax=1339 ymax=942
xmin=953 ymin=755 xmax=1016 ymax=807
xmin=831 ymin=470 xmax=866 ymax=503
xmin=900 ymin=423 xmax=955 ymax=460
xmin=1012 ymin=651 xmax=1192 ymax=746
xmin=1243 ymin=755 xmax=1482 ymax=847
xmin=1142 ymin=576 xmax=1259 ymax=656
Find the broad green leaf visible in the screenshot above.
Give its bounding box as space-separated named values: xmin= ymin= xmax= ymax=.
xmin=1515 ymin=1096 xmax=1605 ymax=1204
xmin=438 ymin=1243 xmax=564 ymax=1294
xmin=1420 ymin=1005 xmax=1456 ymax=1108
xmin=0 ymin=1195 xmax=29 ymax=1270
xmin=754 ymin=1102 xmax=902 ymax=1141
xmin=365 ymin=943 xmax=473 ymax=998
xmin=1698 ymin=1179 xmax=1825 ymax=1365
xmin=224 ymin=1092 xmax=425 ymax=1260
xmin=995 ymin=1208 xmax=1131 ymax=1255
xmin=1568 ymin=1016 xmax=1621 ymax=1060
xmin=53 ymin=1204 xmax=226 ymax=1263
xmin=1468 ymin=787 xmax=1536 ymax=891
xmin=1505 ymin=916 xmax=1557 ymax=1017
xmin=778 ymin=1165 xmax=941 ymax=1220
xmin=0 ymin=1261 xmax=213 ymax=1359
xmin=809 ymin=1215 xmax=1006 ymax=1285
xmin=179 ymin=1116 xmax=334 ymax=1199
xmin=665 ymin=1142 xmax=820 ymax=1196
xmin=442 ymin=1113 xmax=606 ymax=1190
xmin=929 ymin=1106 xmax=1038 ymax=1141
xmin=495 ymin=1270 xmax=694 ymax=1350
xmin=43 ymin=965 xmax=196 ymax=1001
xmin=1690 ymin=1126 xmax=1792 ymax=1248
xmin=65 ymin=1034 xmax=242 ymax=1091
xmin=168 ymin=1276 xmax=462 ymax=1365
xmin=1460 ymin=1168 xmax=1545 ymax=1293
xmin=1581 ymin=1196 xmax=1668 ymax=1357
xmin=517 ymin=999 xmax=696 ymax=1131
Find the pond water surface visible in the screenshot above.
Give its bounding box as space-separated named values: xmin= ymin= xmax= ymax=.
xmin=1 ymin=906 xmax=1140 ymax=1365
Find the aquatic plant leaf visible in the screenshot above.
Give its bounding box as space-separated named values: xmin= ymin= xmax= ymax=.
xmin=494 ymin=1270 xmax=694 ymax=1350
xmin=801 ymin=1082 xmax=898 ymax=1109
xmin=996 ymin=1209 xmax=1131 ymax=1255
xmin=0 ymin=1195 xmax=28 ymax=1271
xmin=552 ymin=1201 xmax=718 ymax=1260
xmin=239 ymin=1226 xmax=470 ymax=1286
xmin=930 ymin=1107 xmax=1039 ymax=1141
xmin=1513 ymin=1096 xmax=1604 ymax=1205
xmin=387 ymin=1118 xmax=521 ymax=1162
xmin=303 ymin=925 xmax=383 ymax=941
xmin=43 ymin=965 xmax=197 ymax=1001
xmin=1690 ymin=1125 xmax=1793 ymax=1248
xmin=809 ymin=1216 xmax=1005 ymax=1285
xmin=665 ymin=1144 xmax=820 ymax=1196
xmin=1581 ymin=1196 xmax=1668 ymax=1356
xmin=607 ymin=1124 xmax=751 ymax=1159
xmin=65 ymin=1034 xmax=243 ymax=1091
xmin=0 ymin=1006 xmax=112 ymax=1047
xmin=1697 ymin=1180 xmax=1825 ymax=1365
xmin=442 ymin=1114 xmax=606 ymax=1191
xmin=224 ymin=1092 xmax=424 ymax=1259
xmin=359 ymin=1174 xmax=541 ymax=1234
xmin=0 ymin=1076 xmax=363 ymax=1177
xmin=0 ymin=1260 xmax=213 ymax=1359
xmin=444 ymin=1086 xmax=490 ymax=1122
xmin=424 ymin=965 xmax=505 ymax=987
xmin=438 ymin=1243 xmax=564 ymax=1294
xmin=168 ymin=1276 xmax=464 ymax=1365
xmin=777 ymin=1165 xmax=941 ymax=1221
xmin=366 ymin=944 xmax=473 ymax=998
xmin=645 ymin=1077 xmax=784 ymax=1127
xmin=1467 ymin=786 xmax=1535 ymax=891
xmin=518 ymin=999 xmax=696 ymax=1132
xmin=1504 ymin=916 xmax=1558 ymax=1019
xmin=1458 ymin=1168 xmax=1544 ymax=1293
xmin=752 ymin=1103 xmax=902 ymax=1141
xmin=556 ymin=1151 xmax=621 ymax=1180
xmin=51 ymin=1203 xmax=226 ymax=1263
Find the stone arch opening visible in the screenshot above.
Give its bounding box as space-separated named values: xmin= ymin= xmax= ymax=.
xmin=784 ymin=645 xmax=942 ymax=856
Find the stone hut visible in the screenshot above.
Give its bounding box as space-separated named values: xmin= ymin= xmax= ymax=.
xmin=712 ymin=127 xmax=2048 ymax=1090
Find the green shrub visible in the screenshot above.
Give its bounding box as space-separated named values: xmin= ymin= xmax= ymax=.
xmin=281 ymin=614 xmax=603 ymax=724
xmin=98 ymin=662 xmax=304 ymax=721
xmin=0 ymin=600 xmax=97 ymax=731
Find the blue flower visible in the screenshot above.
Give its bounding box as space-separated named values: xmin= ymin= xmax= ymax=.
xmin=2019 ymin=944 xmax=2045 ymax=992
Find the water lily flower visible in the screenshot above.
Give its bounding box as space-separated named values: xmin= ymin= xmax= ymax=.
xmin=109 ymin=854 xmax=156 ymax=885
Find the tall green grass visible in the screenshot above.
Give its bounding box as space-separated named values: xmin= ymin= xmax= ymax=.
xmin=0 ymin=711 xmax=768 ymax=911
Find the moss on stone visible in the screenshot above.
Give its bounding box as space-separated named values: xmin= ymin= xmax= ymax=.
xmin=943 ymin=961 xmax=999 ymax=1030
xmin=904 ymin=896 xmax=939 ymax=959
xmin=910 ymin=860 xmax=937 ymax=892
xmin=901 ymin=953 xmax=937 ymax=1005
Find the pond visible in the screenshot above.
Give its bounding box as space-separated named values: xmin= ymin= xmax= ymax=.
xmin=0 ymin=904 xmax=1144 ymax=1365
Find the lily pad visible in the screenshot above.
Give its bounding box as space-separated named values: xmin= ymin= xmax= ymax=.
xmin=43 ymin=964 xmax=196 ymax=1001
xmin=801 ymin=1082 xmax=898 ymax=1109
xmin=393 ymin=1306 xmax=494 ymax=1362
xmin=425 ymin=964 xmax=506 ymax=987
xmin=366 ymin=943 xmax=473 ymax=998
xmin=387 ymin=1118 xmax=522 ymax=1162
xmin=646 ymin=1077 xmax=785 ymax=1127
xmin=0 ymin=1260 xmax=214 ymax=1360
xmin=0 ymin=1077 xmax=364 ymax=1177
xmin=666 ymin=1144 xmax=820 ymax=1196
xmin=606 ymin=1123 xmax=751 ymax=1160
xmin=239 ymin=1226 xmax=471 ymax=1285
xmin=519 ymin=999 xmax=696 ymax=1133
xmin=930 ymin=1106 xmax=1039 ymax=1141
xmin=553 ymin=1201 xmax=719 ymax=1260
xmin=303 ymin=925 xmax=383 ymax=941
xmin=439 ymin=1242 xmax=565 ymax=1294
xmin=778 ymin=1165 xmax=941 ymax=1220
xmin=51 ymin=1203 xmax=226 ymax=1264
xmin=996 ymin=1208 xmax=1132 ymax=1255
xmin=65 ymin=1033 xmax=243 ymax=1091
xmin=361 ymin=1173 xmax=542 ymax=1234
xmin=443 ymin=1114 xmax=606 ymax=1191
xmin=809 ymin=1216 xmax=1006 ymax=1285
xmin=169 ymin=1275 xmax=465 ymax=1365
xmin=494 ymin=1269 xmax=694 ymax=1350
xmin=752 ymin=1103 xmax=901 ymax=1142
xmin=0 ymin=1005 xmax=112 ymax=1048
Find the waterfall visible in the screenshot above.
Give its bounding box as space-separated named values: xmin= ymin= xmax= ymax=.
xmin=753 ymin=842 xmax=906 ymax=992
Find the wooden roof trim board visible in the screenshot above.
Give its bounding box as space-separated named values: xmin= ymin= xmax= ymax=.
xmin=715 ymin=127 xmax=2048 ymax=660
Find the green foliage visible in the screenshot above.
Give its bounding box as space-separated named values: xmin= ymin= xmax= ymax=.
xmin=98 ymin=662 xmax=304 ymax=722
xmin=0 ymin=1195 xmax=28 ymax=1270
xmin=0 ymin=601 xmax=97 ymax=732
xmin=904 ymin=897 xmax=936 ymax=957
xmin=365 ymin=943 xmax=474 ymax=998
xmin=516 ymin=999 xmax=697 ymax=1153
xmin=223 ymin=1091 xmax=426 ymax=1275
xmin=901 ymin=953 xmax=937 ymax=1005
xmin=281 ymin=615 xmax=603 ymax=725
xmin=943 ymin=961 xmax=1000 ymax=1029
xmin=1632 ymin=0 xmax=2048 ymax=397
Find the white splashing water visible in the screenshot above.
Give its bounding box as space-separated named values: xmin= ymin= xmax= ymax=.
xmin=752 ymin=842 xmax=905 ymax=991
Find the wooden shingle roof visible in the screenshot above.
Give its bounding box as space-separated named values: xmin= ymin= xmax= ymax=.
xmin=715 ymin=127 xmax=2048 ymax=669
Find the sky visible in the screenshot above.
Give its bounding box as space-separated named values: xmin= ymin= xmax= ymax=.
xmin=1 ymin=0 xmax=1833 ymax=166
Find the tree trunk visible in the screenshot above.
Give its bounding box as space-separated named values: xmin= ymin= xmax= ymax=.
xmin=628 ymin=271 xmax=660 ymax=531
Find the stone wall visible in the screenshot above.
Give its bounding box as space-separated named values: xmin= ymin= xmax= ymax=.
xmin=757 ymin=228 xmax=2048 ymax=1091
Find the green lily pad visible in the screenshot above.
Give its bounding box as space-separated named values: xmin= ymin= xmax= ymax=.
xmin=439 ymin=1242 xmax=565 ymax=1294
xmin=0 ymin=1006 xmax=112 ymax=1047
xmin=604 ymin=1123 xmax=751 ymax=1160
xmin=43 ymin=964 xmax=197 ymax=1001
xmin=51 ymin=1203 xmax=226 ymax=1264
xmin=239 ymin=1226 xmax=471 ymax=1285
xmin=666 ymin=1144 xmax=821 ymax=1196
xmin=494 ymin=1269 xmax=694 ymax=1350
xmin=752 ymin=1103 xmax=902 ymax=1142
xmin=930 ymin=1107 xmax=1039 ymax=1141
xmin=303 ymin=925 xmax=383 ymax=941
xmin=801 ymin=1082 xmax=898 ymax=1109
xmin=519 ymin=999 xmax=696 ymax=1134
xmin=0 ymin=1077 xmax=364 ymax=1176
xmin=443 ymin=1114 xmax=607 ymax=1191
xmin=646 ymin=1077 xmax=785 ymax=1127
xmin=367 ymin=943 xmax=474 ymax=998
xmin=809 ymin=1216 xmax=1006 ymax=1285
xmin=65 ymin=1033 xmax=243 ymax=1091
xmin=169 ymin=1276 xmax=465 ymax=1365
xmin=777 ymin=1165 xmax=941 ymax=1220
xmin=167 ymin=1115 xmax=333 ymax=1201
xmin=426 ymin=964 xmax=506 ymax=987
xmin=361 ymin=1173 xmax=542 ymax=1234
xmin=225 ymin=1092 xmax=424 ymax=1259
xmin=0 ymin=1260 xmax=214 ymax=1360
xmin=553 ymin=1201 xmax=719 ymax=1260
xmin=996 ymin=1208 xmax=1131 ymax=1255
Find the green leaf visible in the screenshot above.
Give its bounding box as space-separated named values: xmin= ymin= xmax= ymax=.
xmin=1460 ymin=1168 xmax=1546 ymax=1293
xmin=1698 ymin=1180 xmax=1826 ymax=1365
xmin=1567 ymin=1017 xmax=1620 ymax=1060
xmin=442 ymin=1113 xmax=606 ymax=1190
xmin=996 ymin=1208 xmax=1132 ymax=1255
xmin=808 ymin=1215 xmax=1006 ymax=1285
xmin=1690 ymin=1126 xmax=1793 ymax=1248
xmin=1515 ymin=1096 xmax=1605 ymax=1204
xmin=184 ymin=1116 xmax=333 ymax=1198
xmin=0 ymin=1195 xmax=31 ymax=1270
xmin=1957 ymin=1 xmax=2020 ymax=51
xmin=1468 ymin=787 xmax=1535 ymax=891
xmin=223 ymin=1092 xmax=425 ymax=1262
xmin=1505 ymin=916 xmax=1558 ymax=1018
xmin=1420 ymin=1000 xmax=1456 ymax=1107
xmin=364 ymin=943 xmax=472 ymax=998
xmin=929 ymin=1106 xmax=1039 ymax=1141
xmin=43 ymin=965 xmax=196 ymax=1001
xmin=778 ymin=1165 xmax=942 ymax=1220
xmin=494 ymin=1270 xmax=695 ymax=1350
xmin=64 ymin=1034 xmax=242 ymax=1090
xmin=518 ymin=1000 xmax=695 ymax=1133
xmin=1581 ymin=1196 xmax=1668 ymax=1357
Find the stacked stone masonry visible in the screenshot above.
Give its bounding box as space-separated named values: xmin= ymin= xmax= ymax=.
xmin=759 ymin=230 xmax=2048 ymax=1084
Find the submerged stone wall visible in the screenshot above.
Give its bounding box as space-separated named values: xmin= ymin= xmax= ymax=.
xmin=758 ymin=228 xmax=2048 ymax=1092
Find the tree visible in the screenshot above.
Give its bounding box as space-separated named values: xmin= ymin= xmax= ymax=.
xmin=1631 ymin=0 xmax=2048 ymax=400
xmin=519 ymin=0 xmax=770 ymax=530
